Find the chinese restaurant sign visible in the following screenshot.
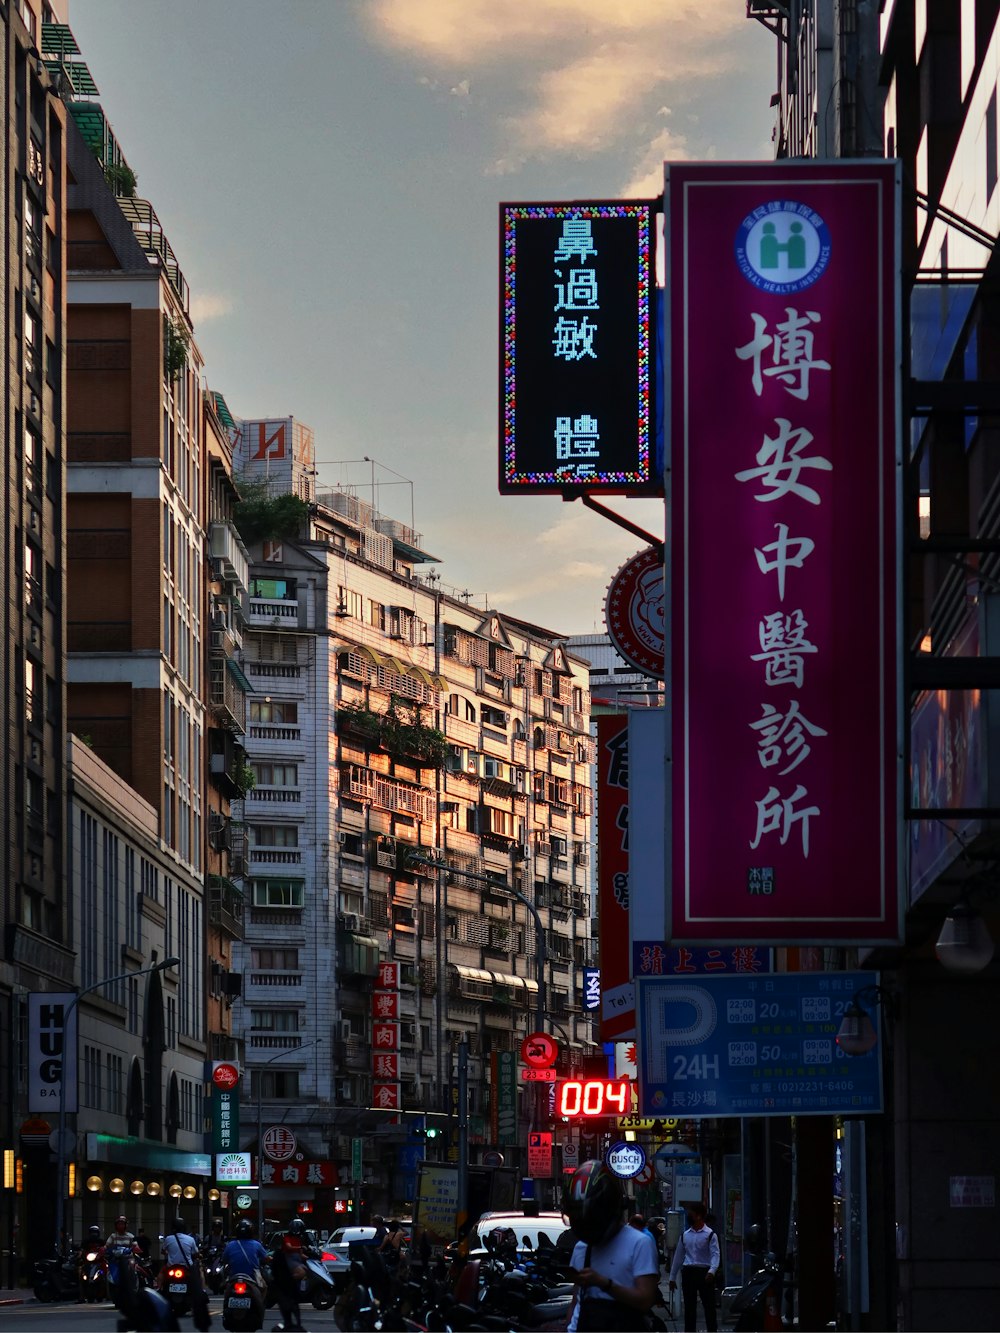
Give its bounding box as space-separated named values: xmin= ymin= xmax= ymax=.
xmin=596 ymin=715 xmax=634 ymax=1040
xmin=666 ymin=161 xmax=902 ymax=944
xmin=500 ymin=202 xmax=656 ymax=493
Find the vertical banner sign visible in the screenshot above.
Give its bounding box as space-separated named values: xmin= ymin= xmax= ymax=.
xmin=665 ymin=160 xmax=902 ymax=944
xmin=596 ymin=716 xmax=634 ymax=1039
xmin=28 ymin=992 xmax=78 ymax=1113
xmin=373 ymin=960 xmax=401 ymax=1110
xmin=211 ymin=1063 xmax=241 ymax=1156
xmin=499 ymin=202 xmax=657 ymax=494
xmin=493 ymin=1051 xmax=518 ymax=1147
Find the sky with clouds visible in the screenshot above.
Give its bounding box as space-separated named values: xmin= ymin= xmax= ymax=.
xmin=67 ymin=0 xmax=776 ymax=634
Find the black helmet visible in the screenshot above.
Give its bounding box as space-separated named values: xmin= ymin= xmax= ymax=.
xmin=174 ymin=1215 xmax=187 ymax=1231
xmin=88 ymin=1224 xmax=102 ymax=1238
xmin=287 ymin=1218 xmax=306 ymax=1237
xmin=236 ymin=1219 xmax=254 ymax=1238
xmin=562 ymin=1160 xmax=625 ymax=1245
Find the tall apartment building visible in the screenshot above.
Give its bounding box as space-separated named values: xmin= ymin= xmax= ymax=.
xmin=231 ymin=429 xmax=596 ymax=1219
xmin=1 ymin=0 xmax=70 ymax=1271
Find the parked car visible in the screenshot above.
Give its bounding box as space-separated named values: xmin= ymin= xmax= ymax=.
xmin=470 ymin=1211 xmax=572 ymax=1257
xmin=320 ymin=1226 xmax=383 ymax=1290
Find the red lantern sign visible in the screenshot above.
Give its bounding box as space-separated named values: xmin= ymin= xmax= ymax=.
xmin=261 ymin=1126 xmax=297 ymax=1162
xmin=211 ymin=1062 xmax=240 ymax=1091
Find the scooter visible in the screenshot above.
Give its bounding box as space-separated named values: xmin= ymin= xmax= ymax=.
xmin=303 ymin=1253 xmax=337 ymax=1310
xmin=31 ymin=1248 xmax=80 ymax=1302
xmin=222 ymin=1271 xmax=266 ymax=1331
xmin=79 ymin=1244 xmax=106 ymax=1302
xmin=205 ymin=1249 xmax=227 ymax=1295
xmin=730 ymin=1250 xmax=784 ymax=1330
xmin=162 ymin=1260 xmax=193 ymax=1316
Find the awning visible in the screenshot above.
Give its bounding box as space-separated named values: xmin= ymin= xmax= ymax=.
xmin=522 ymin=977 xmax=540 ymax=994
xmin=226 ymin=657 xmax=254 ymax=694
xmin=382 ymin=655 xmax=410 ymax=677
xmin=335 ymin=643 xmax=385 ymax=668
xmin=454 ymin=965 xmax=494 ymax=984
xmin=490 ymin=972 xmax=526 ymax=990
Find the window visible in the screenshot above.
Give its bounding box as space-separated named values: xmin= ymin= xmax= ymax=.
xmin=336 ymin=586 xmax=363 ymax=618
xmin=988 ymin=88 xmax=998 ymax=202
xmin=83 ymin=1045 xmax=101 ymax=1108
xmin=251 ymin=762 xmax=299 ymax=787
xmin=482 ymin=705 xmax=508 ymax=729
xmin=250 ymin=878 xmax=305 ymax=908
xmin=251 ymin=947 xmax=300 ymax=970
xmin=24 ymin=423 xmax=41 ymax=495
xmin=106 ymin=1054 xmax=123 ymax=1116
xmin=252 ymin=1069 xmax=300 ymax=1100
xmin=250 ymin=700 xmax=298 ymax=724
xmin=251 ymin=577 xmax=295 ymax=600
xmin=250 ymin=1009 xmax=300 ymax=1031
xmin=445 ymin=694 xmax=476 ymax=722
xmin=370 ymin=601 xmax=385 ymax=631
xmin=251 ymin=824 xmax=299 ymax=848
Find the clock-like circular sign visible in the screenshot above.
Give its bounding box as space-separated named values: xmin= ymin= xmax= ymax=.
xmin=605 ymin=545 xmax=664 ymax=679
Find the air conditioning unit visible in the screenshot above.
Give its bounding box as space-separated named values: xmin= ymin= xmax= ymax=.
xmin=339 ymin=1019 xmax=353 ymax=1040
xmin=340 ymin=914 xmax=360 ymax=933
xmin=336 ymin=1077 xmax=356 ymax=1101
xmin=400 ymin=1022 xmax=416 ymax=1045
xmin=336 ymin=831 xmax=348 ymax=845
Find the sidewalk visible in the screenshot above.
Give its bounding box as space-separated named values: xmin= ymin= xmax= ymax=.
xmin=0 ymin=1289 xmax=27 ymax=1306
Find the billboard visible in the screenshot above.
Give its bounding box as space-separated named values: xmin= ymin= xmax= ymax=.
xmin=499 ymin=202 xmax=656 ymax=493
xmin=28 ymin=992 xmax=77 ymax=1114
xmin=665 ymin=160 xmax=902 ymax=944
xmin=596 ymin=715 xmax=634 ymax=1039
xmin=636 ymin=971 xmax=883 ymax=1118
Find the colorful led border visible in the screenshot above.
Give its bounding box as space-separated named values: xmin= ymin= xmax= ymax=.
xmin=502 ymin=202 xmax=653 ymax=490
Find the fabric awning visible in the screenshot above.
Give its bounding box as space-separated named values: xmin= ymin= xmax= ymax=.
xmin=382 ymin=655 xmax=409 ymax=676
xmin=335 ymin=643 xmax=386 ymax=668
xmin=454 ymin=965 xmax=494 ymax=984
xmin=490 ymin=972 xmax=526 ymax=990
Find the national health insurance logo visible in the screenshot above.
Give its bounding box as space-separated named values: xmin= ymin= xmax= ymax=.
xmin=735 ymin=201 xmax=831 ymax=294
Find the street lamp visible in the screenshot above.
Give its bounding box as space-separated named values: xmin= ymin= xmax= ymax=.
xmin=54 ymin=956 xmax=180 ymax=1254
xmin=255 ymin=1037 xmax=323 ymax=1234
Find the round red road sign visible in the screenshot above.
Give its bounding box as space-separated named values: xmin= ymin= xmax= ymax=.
xmin=262 ymin=1125 xmax=298 ymax=1162
xmin=520 ymin=1031 xmax=558 ymax=1069
xmin=211 ymin=1062 xmax=240 ymax=1091
xmin=604 ymin=545 xmax=664 ymax=679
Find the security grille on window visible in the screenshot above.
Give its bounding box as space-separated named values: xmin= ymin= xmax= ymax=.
xmin=250 ymin=879 xmax=305 ymax=908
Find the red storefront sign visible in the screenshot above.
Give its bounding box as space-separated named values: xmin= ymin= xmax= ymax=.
xmin=372 ymin=1082 xmax=400 ymax=1110
xmin=665 ymin=160 xmax=902 ymax=943
xmin=372 ymin=991 xmax=399 ymax=1020
xmin=596 ymin=715 xmax=634 ymax=1038
xmin=373 ymin=1022 xmax=399 ymax=1050
xmin=372 ymin=1052 xmax=399 ymax=1081
xmin=376 ymin=961 xmax=399 ymax=990
xmin=256 ymin=1159 xmax=340 ymax=1187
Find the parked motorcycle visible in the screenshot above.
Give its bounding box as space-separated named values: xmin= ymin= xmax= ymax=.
xmin=32 ymin=1248 xmax=80 ymax=1303
xmin=222 ymin=1272 xmax=266 ymax=1331
xmin=730 ymin=1249 xmax=784 ymax=1330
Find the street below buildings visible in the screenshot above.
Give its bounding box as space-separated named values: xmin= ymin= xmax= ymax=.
xmin=0 ymin=1295 xmax=341 ymax=1333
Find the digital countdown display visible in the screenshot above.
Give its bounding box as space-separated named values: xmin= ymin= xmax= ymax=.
xmin=555 ymin=1078 xmax=631 ymax=1119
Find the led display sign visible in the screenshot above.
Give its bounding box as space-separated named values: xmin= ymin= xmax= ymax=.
xmin=555 ymin=1078 xmax=631 ymax=1119
xmin=500 ymin=202 xmax=655 ymax=494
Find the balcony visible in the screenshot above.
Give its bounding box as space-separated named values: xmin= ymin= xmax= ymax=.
xmin=334 ymin=1037 xmax=369 ymax=1069
xmin=209 ymin=522 xmax=250 ymax=595
xmin=207 ymin=875 xmax=245 ymax=940
xmin=341 ymin=765 xmax=436 ymax=823
xmin=210 ymin=658 xmax=249 ymax=735
xmin=249 ymin=597 xmax=299 ymax=626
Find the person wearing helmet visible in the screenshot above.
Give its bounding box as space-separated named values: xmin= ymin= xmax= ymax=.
xmin=223 ymin=1218 xmax=268 ymax=1282
xmin=160 ymin=1213 xmax=211 ymax=1331
xmin=562 ymin=1161 xmax=660 ymax=1332
xmin=269 ymin=1216 xmax=313 ymax=1331
xmin=77 ymin=1225 xmax=105 ymax=1301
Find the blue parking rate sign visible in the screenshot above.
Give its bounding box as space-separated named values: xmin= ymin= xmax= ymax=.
xmin=636 ymin=972 xmax=883 ymax=1119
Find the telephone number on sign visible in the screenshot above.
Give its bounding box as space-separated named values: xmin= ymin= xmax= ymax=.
xmin=777 ymin=1080 xmax=854 ymax=1093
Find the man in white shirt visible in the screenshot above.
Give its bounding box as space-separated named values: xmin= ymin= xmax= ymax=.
xmin=161 ymin=1215 xmax=211 ymax=1331
xmin=669 ymin=1201 xmax=721 ymax=1332
xmin=563 ymin=1161 xmax=660 ymax=1332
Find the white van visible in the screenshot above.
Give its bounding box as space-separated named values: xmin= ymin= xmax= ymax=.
xmin=472 ymin=1210 xmax=572 ymax=1256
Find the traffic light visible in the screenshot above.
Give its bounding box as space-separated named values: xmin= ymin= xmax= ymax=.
xmin=417 ymin=1126 xmax=441 ymax=1139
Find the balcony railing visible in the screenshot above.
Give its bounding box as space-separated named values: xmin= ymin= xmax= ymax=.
xmin=209 ymin=522 xmax=250 ymax=594
xmin=249 ymin=597 xmax=299 ymax=624
xmin=341 ymin=765 xmax=436 ymax=823
xmin=207 ymin=875 xmax=245 ymax=940
xmin=209 ymin=659 xmax=248 ymax=734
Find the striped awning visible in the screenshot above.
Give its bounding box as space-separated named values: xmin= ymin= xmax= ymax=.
xmin=454 ymin=965 xmax=494 ymax=984
xmin=490 ymin=972 xmax=526 ymax=990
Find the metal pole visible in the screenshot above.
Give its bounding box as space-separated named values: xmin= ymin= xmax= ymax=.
xmin=55 ymin=957 xmax=180 ymax=1254
xmin=255 ymin=1037 xmax=323 ymax=1234
xmin=457 ymin=1039 xmax=468 ymax=1244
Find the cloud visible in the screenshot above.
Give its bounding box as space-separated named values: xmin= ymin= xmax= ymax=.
xmin=191 ymin=292 xmax=234 ymax=324
xmin=450 ymin=78 xmax=471 ymax=96
xmin=367 ymin=0 xmax=747 ymax=166
xmin=619 ymin=126 xmax=691 ymax=197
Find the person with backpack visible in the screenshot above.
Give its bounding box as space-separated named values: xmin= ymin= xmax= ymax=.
xmin=668 ymin=1201 xmax=721 ymax=1332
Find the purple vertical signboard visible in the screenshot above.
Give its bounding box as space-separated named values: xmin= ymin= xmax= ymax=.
xmin=666 ymin=161 xmax=903 ymax=944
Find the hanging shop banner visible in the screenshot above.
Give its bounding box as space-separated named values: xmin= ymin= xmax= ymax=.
xmin=605 ymin=546 xmax=665 ymax=678
xmin=665 ymin=159 xmax=902 ymax=944
xmin=499 ymin=201 xmax=657 ymax=494
xmin=596 ymin=716 xmax=634 ymax=1040
xmin=211 ymin=1085 xmax=239 ymax=1155
xmin=491 ymin=1051 xmax=518 ymax=1147
xmin=257 ymin=1159 xmax=341 ymax=1188
xmin=373 ymin=1021 xmax=399 ymax=1050
xmin=636 ymin=971 xmax=884 ymax=1118
xmin=28 ymin=992 xmax=78 ymax=1114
